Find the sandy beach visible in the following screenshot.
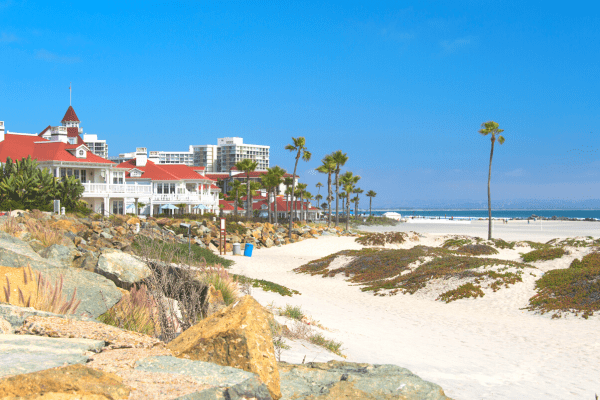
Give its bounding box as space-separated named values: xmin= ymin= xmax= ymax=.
xmin=223 ymin=222 xmax=600 ymax=400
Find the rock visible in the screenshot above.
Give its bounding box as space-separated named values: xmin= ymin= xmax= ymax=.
xmin=206 ymin=285 xmax=226 ymax=316
xmin=134 ymin=356 xmax=271 ymax=399
xmin=38 ymin=244 xmax=80 ymax=269
xmin=100 ymin=231 xmax=114 ymax=240
xmin=0 ymin=304 xmax=94 ymax=330
xmin=262 ymin=238 xmax=274 ymax=248
xmin=0 ymin=334 xmax=104 ymax=378
xmin=0 ymin=317 xmax=13 ymax=334
xmin=115 ymin=226 xmax=126 ymax=236
xmin=0 ymin=232 xmax=122 ymax=319
xmin=71 ymin=251 xmax=99 ymax=272
xmin=168 ymin=295 xmax=281 ymax=400
xmin=126 ymin=217 xmax=140 ymax=225
xmin=50 ymin=219 xmax=77 ymax=233
xmin=28 ymin=240 xmax=46 ymax=254
xmin=278 ymin=360 xmax=450 ymax=400
xmin=96 ymin=249 xmax=151 ymax=290
xmin=0 ymin=364 xmax=130 ymax=399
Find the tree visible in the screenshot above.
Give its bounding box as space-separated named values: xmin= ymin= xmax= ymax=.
xmin=478 ymin=121 xmax=505 ymax=240
xmin=235 ymin=159 xmax=259 ymax=219
xmin=353 ymin=188 xmax=363 ymax=220
xmin=316 ymin=154 xmax=336 ymax=227
xmin=339 ymin=171 xmax=360 ymax=231
xmin=261 ymin=172 xmax=275 ymax=223
xmin=285 ymin=137 xmax=311 ymax=238
xmin=270 ymin=166 xmax=286 ymax=224
xmin=331 ymin=150 xmax=348 ymax=227
xmin=366 ymin=190 xmax=377 ymax=217
xmin=239 ymin=181 xmax=261 ymax=218
xmin=296 ymin=183 xmax=307 ymax=221
xmin=316 ymin=182 xmax=323 ymax=197
xmin=315 ymin=193 xmax=323 ymax=209
xmin=229 ymin=180 xmax=243 ymax=218
xmin=304 ymin=192 xmax=313 ymax=221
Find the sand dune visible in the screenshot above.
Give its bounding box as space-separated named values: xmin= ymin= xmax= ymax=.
xmin=223 ymin=230 xmax=600 ymax=400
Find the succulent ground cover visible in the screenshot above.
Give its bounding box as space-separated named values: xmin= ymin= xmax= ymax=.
xmin=294 ymin=246 xmax=532 ymax=302
xmin=546 ymin=236 xmax=600 ymax=248
xmin=233 ymin=274 xmax=300 ymax=297
xmin=355 ymin=231 xmax=408 ymax=246
xmin=521 ymin=247 xmax=566 ymax=262
xmin=526 ymin=252 xmax=600 ymax=318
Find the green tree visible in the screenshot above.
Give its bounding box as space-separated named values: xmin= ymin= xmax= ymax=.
xmin=229 ymin=180 xmax=243 ymax=218
xmin=285 ymin=137 xmax=311 ymax=237
xmin=316 ymin=154 xmax=336 ymax=227
xmin=366 ymin=190 xmax=377 ymax=217
xmin=478 ymin=121 xmax=505 ymax=240
xmin=270 ymin=166 xmax=286 ymax=224
xmin=304 ymin=192 xmax=313 ymax=221
xmin=315 ymin=193 xmax=323 ymax=209
xmin=296 ymin=183 xmax=308 ymax=221
xmin=235 ymin=159 xmax=259 ymax=219
xmin=340 ymin=171 xmax=360 ymax=231
xmin=353 ymin=188 xmax=363 ymax=220
xmin=331 ymin=150 xmax=349 ymax=227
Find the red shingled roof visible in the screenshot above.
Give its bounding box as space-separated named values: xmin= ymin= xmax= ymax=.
xmin=38 ymin=125 xmax=51 ymax=137
xmin=0 ymin=133 xmax=114 ymax=164
xmin=67 ymin=127 xmax=85 ymax=145
xmin=115 ymin=159 xmax=215 ymax=182
xmin=62 ymin=106 xmax=80 ymax=122
xmin=219 ymin=200 xmax=243 ymax=211
xmin=252 ymin=198 xmax=318 ymax=212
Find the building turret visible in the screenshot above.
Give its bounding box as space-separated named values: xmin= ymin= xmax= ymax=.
xmin=50 ymin=126 xmax=68 ymax=143
xmin=61 ymin=105 xmax=82 ymax=133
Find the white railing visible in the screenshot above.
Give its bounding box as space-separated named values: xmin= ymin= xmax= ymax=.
xmin=82 ymin=183 xmax=152 ymax=196
xmin=151 ymin=194 xmax=203 ymax=202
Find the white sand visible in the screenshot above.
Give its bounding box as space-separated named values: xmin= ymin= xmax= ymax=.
xmin=223 ymin=229 xmax=600 ymax=400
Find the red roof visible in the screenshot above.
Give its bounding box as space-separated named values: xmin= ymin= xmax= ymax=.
xmin=38 ymin=125 xmax=51 ymax=137
xmin=252 ymin=198 xmax=319 ymax=212
xmin=0 ymin=133 xmax=113 ymax=164
xmin=205 ymin=171 xmax=294 ymax=181
xmin=115 ymin=159 xmax=215 ymax=182
xmin=210 ymin=184 xmax=220 ymax=190
xmin=62 ymin=106 xmax=80 ymax=122
xmin=219 ymin=200 xmax=243 ymax=211
xmin=67 ymin=127 xmax=85 ymax=145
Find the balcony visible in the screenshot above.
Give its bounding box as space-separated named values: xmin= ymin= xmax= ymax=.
xmin=150 ymin=193 xmax=209 ymax=203
xmin=82 ymin=183 xmax=152 ymax=196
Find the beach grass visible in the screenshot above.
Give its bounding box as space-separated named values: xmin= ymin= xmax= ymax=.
xmin=521 ymin=247 xmax=565 ymax=262
xmin=355 ymin=231 xmax=407 ymax=246
xmin=232 ymin=274 xmax=300 ymax=297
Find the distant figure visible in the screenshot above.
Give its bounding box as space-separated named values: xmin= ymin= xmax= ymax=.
xmin=528 ymin=219 xmax=530 ymax=224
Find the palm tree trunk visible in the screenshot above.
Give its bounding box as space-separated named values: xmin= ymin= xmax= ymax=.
xmin=327 ymin=173 xmax=332 ymax=227
xmin=488 ymin=137 xmax=495 ymax=240
xmin=335 ymin=171 xmax=340 ymax=226
xmin=234 ymin=189 xmax=238 ymax=218
xmin=369 ymin=198 xmax=372 ymax=217
xmin=346 ymin=197 xmax=350 ymax=231
xmin=267 ymin=188 xmax=272 ymax=223
xmin=289 ymin=157 xmax=300 ymax=238
xmin=274 ymin=189 xmax=279 ymax=224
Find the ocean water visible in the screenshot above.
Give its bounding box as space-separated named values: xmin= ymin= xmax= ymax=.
xmin=352 ymin=209 xmax=600 ymax=220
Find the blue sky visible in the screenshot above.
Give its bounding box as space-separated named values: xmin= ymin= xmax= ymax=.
xmin=1 ymin=1 xmax=599 ymax=208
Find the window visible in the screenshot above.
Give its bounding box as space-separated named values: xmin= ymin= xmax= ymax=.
xmin=74 ymin=170 xmax=80 ymax=180
xmin=170 ymin=183 xmax=175 ymax=194
xmin=66 ymin=169 xmax=73 ymax=177
xmin=112 ymin=200 xmax=124 ymax=215
xmin=68 ymin=138 xmax=76 ymax=144
xmin=60 ymin=169 xmax=66 ymax=180
xmin=81 ymin=170 xmax=86 ymax=183
xmin=157 ymin=183 xmax=163 ymax=194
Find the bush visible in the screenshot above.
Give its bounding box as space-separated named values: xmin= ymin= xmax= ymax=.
xmin=98 ymin=284 xmax=157 ymax=335
xmin=24 ymin=219 xmax=62 ymax=247
xmin=522 ymin=247 xmax=565 ymax=262
xmin=281 ymin=304 xmax=304 ymax=321
xmin=438 ymin=282 xmax=485 ymax=303
xmin=197 ymin=266 xmax=239 ymax=305
xmin=233 ymin=274 xmax=300 ymax=296
xmin=526 ymin=252 xmax=600 ymax=318
xmin=355 ymin=232 xmax=407 ymax=246
xmin=457 ymin=244 xmax=499 ymax=256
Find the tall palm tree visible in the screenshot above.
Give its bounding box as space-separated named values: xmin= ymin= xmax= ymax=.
xmin=366 ymin=190 xmax=377 ymax=217
xmin=353 ymin=188 xmax=363 ymax=219
xmin=260 ymin=172 xmax=275 ymax=223
xmin=315 ymin=194 xmax=323 ymax=209
xmin=304 ymin=192 xmax=313 ymax=221
xmin=331 ymin=150 xmax=348 ymax=227
xmin=339 ymin=171 xmax=360 ymax=231
xmin=478 ymin=121 xmax=505 ymax=240
xmin=270 ymin=166 xmax=286 ymax=224
xmin=285 ymin=137 xmax=311 ymax=238
xmin=316 ymin=154 xmax=336 ymax=227
xmin=229 ymin=180 xmax=243 ymax=218
xmin=235 ymin=159 xmax=258 ymax=219
xmin=296 ymin=183 xmax=308 ymax=221
xmin=316 ymin=182 xmax=323 ymax=198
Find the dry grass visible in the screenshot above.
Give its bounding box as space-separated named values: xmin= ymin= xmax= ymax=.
xmin=196 ymin=265 xmax=240 ymax=306
xmin=0 ymin=217 xmax=21 ymax=236
xmin=98 ymin=284 xmax=157 ymax=336
xmin=23 ymin=219 xmax=63 ymax=247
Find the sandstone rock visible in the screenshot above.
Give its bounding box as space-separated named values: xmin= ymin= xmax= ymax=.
xmin=0 ymin=304 xmax=94 ymax=331
xmin=50 ymin=219 xmax=77 ymax=233
xmin=100 ymin=231 xmax=114 ymax=240
xmin=0 ymin=334 xmax=105 ymax=378
xmin=96 ymin=249 xmax=151 ymax=290
xmin=278 ymin=360 xmax=450 ymax=400
xmin=126 ymin=217 xmax=140 ymax=225
xmin=168 ymin=295 xmax=281 ymax=399
xmin=0 ymin=364 xmax=130 ymax=399
xmin=206 ymin=285 xmax=226 ymax=316
xmin=115 ymin=226 xmax=126 ymax=236
xmin=0 ymin=316 xmax=13 ymax=334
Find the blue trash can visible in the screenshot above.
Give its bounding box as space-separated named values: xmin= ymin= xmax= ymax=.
xmin=244 ymin=243 xmax=254 ymax=257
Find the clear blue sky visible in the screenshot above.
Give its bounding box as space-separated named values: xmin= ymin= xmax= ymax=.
xmin=1 ymin=1 xmax=599 ymax=208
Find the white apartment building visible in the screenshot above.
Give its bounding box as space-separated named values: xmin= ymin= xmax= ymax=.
xmin=216 ymin=137 xmax=269 ymax=172
xmin=191 ymin=144 xmax=218 ymax=172
xmin=148 ymin=149 xmax=194 ymax=165
xmin=83 ymin=134 xmax=108 ymax=159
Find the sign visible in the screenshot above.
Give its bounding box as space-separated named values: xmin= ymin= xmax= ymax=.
xmin=53 ymin=200 xmax=60 ymax=214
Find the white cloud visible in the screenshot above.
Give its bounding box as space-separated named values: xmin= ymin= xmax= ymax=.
xmin=35 ymin=49 xmax=81 ymax=64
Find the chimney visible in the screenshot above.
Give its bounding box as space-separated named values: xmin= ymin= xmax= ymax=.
xmin=0 ymin=121 xmax=4 ymax=142
xmin=135 ymin=147 xmax=147 ymax=167
xmin=50 ymin=126 xmax=68 ymax=143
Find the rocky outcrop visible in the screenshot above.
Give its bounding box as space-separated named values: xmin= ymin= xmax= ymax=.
xmin=0 ymin=364 xmax=130 ymax=399
xmin=278 ymin=360 xmax=451 ymax=400
xmin=0 ymin=334 xmax=104 ymax=378
xmin=168 ymin=295 xmax=281 ymax=400
xmin=96 ymin=248 xmax=151 ymax=289
xmin=38 ymin=243 xmax=81 ymax=269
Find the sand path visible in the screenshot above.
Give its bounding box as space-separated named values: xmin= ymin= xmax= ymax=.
xmin=223 ymin=233 xmax=600 ymax=400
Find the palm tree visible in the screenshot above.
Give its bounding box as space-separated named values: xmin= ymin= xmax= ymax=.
xmin=339 ymin=171 xmax=360 ymax=231
xmin=478 ymin=121 xmax=506 ymax=240
xmin=331 ymin=150 xmax=348 ymax=227
xmin=285 ymin=137 xmax=311 ymax=238
xmin=304 ymin=192 xmax=313 ymax=221
xmin=315 ymin=194 xmax=323 ymax=209
xmin=296 ymin=183 xmax=308 ymax=221
xmin=229 ymin=180 xmax=243 ymax=218
xmin=235 ymin=159 xmax=259 ymax=219
xmin=270 ymin=166 xmax=286 ymax=224
xmin=316 ymin=154 xmax=336 ymax=227
xmin=316 ymin=182 xmax=323 ymax=197
xmin=353 ymin=188 xmax=363 ymax=219
xmin=260 ymin=172 xmax=276 ymax=223
xmin=366 ymin=190 xmax=377 ymax=217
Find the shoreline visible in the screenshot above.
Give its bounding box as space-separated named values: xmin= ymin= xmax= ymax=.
xmin=223 ymin=232 xmax=600 ymax=400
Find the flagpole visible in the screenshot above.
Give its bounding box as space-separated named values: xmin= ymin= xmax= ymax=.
xmin=69 ymin=83 xmax=72 ymax=106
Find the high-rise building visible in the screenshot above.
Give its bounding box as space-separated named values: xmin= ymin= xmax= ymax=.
xmin=216 ymin=137 xmax=269 ymax=172
xmin=83 ymin=134 xmax=108 ymax=159
xmin=191 ymin=144 xmax=218 ymax=172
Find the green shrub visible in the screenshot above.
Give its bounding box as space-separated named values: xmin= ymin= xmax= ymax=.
xmin=308 ymin=333 xmax=344 ymax=356
xmin=281 ymin=304 xmax=304 ymax=321
xmin=98 ymin=284 xmax=156 ymax=335
xmin=132 ymin=236 xmax=233 ymax=268
xmin=526 ymin=252 xmax=600 ymax=318
xmin=457 ymin=244 xmax=499 ymax=256
xmin=489 ymin=239 xmax=516 ymax=249
xmin=355 ymin=232 xmax=407 ymax=246
xmin=438 ymin=283 xmax=485 ymax=303
xmin=522 ymin=247 xmax=565 ymax=262
xmin=442 ymin=238 xmax=472 ymax=248
xmin=197 ymin=266 xmax=239 ymax=305
xmin=233 ymin=274 xmax=300 ymax=296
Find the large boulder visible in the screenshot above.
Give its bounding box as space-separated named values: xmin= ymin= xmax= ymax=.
xmin=0 ymin=232 xmax=122 ymax=319
xmin=96 ymin=249 xmax=151 ymax=290
xmin=0 ymin=335 xmax=105 ymax=378
xmin=168 ymin=295 xmax=281 ymax=400
xmin=38 ymin=244 xmax=80 ymax=269
xmin=278 ymin=361 xmax=451 ymax=400
xmin=0 ymin=364 xmax=130 ymax=399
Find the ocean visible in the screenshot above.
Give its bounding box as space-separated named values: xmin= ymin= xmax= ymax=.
xmin=352 ymin=209 xmax=600 ymax=220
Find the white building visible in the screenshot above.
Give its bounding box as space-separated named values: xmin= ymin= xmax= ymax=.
xmin=83 ymin=134 xmax=108 ymax=159
xmin=191 ymin=144 xmax=218 ymax=172
xmin=216 ymin=137 xmax=269 ymax=172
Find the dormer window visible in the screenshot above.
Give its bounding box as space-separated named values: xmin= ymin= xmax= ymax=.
xmin=68 ymin=137 xmax=76 ymax=145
